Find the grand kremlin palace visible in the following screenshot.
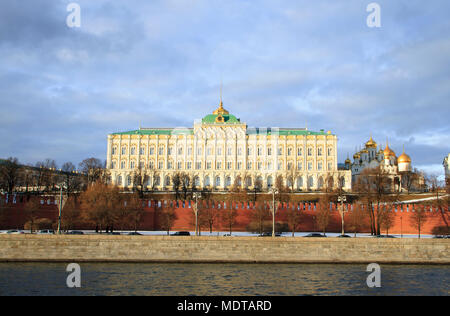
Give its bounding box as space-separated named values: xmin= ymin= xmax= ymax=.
xmin=106 ymin=101 xmax=352 ymax=191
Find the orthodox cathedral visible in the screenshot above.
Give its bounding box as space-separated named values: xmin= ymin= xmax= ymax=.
xmin=346 ymin=136 xmax=418 ymax=192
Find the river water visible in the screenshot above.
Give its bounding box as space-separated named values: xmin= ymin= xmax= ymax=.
xmin=0 ymin=263 xmax=448 ymax=296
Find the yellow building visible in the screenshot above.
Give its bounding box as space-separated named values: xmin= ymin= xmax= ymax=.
xmin=106 ymin=101 xmax=351 ymax=191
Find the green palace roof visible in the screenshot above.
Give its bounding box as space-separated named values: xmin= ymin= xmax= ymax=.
xmin=201 ymin=113 xmax=241 ymax=124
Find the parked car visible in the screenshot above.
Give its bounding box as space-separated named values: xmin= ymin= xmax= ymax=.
xmin=375 ymin=235 xmax=396 ymax=238
xmin=258 ymin=232 xmax=282 ymax=237
xmin=303 ymin=233 xmax=326 ymax=237
xmin=37 ymin=229 xmax=54 ymax=234
xmin=337 ymin=234 xmax=351 ymax=238
xmin=223 ymin=233 xmax=233 ymax=237
xmin=128 ymin=232 xmax=143 ymax=236
xmin=66 ymin=231 xmax=84 ymax=235
xmin=5 ymin=230 xmax=24 ymax=234
xmin=170 ymin=231 xmax=191 ymax=236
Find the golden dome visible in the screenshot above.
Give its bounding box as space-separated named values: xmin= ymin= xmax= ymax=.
xmin=353 ymin=152 xmax=360 ymax=159
xmin=213 ymin=101 xmax=229 ymax=115
xmin=365 ymin=136 xmax=377 ymax=148
xmin=398 ymin=148 xmax=411 ymax=163
xmin=361 ymin=149 xmax=368 ymax=153
xmin=345 ymin=158 xmax=351 ymax=164
xmin=383 ymin=144 xmax=396 ymax=158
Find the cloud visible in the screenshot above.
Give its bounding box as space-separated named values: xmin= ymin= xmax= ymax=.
xmin=0 ymin=0 xmax=448 ymax=177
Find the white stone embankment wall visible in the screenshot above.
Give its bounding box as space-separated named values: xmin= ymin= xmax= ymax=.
xmin=0 ymin=235 xmax=448 ymax=264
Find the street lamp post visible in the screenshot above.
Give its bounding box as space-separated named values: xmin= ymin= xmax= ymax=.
xmin=270 ymin=188 xmax=278 ymax=237
xmin=193 ymin=192 xmax=201 ymax=236
xmin=400 ymin=215 xmax=403 ymax=238
xmin=337 ymin=195 xmax=347 ymax=236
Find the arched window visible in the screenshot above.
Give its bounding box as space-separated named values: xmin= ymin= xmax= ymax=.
xmin=297 ymin=176 xmax=303 ymax=189
xmin=215 ymin=176 xmax=221 ymax=187
xmin=308 ymin=176 xmax=314 ymax=188
xmin=287 ymin=178 xmax=293 ymax=188
xmin=256 ymin=176 xmax=263 ymax=189
xmin=165 ymin=176 xmax=171 ymax=186
xmin=225 ymin=176 xmax=231 ymax=187
xmin=204 ymin=176 xmax=210 ymax=186
xmin=127 ymin=176 xmax=132 ymax=186
xmin=117 ymin=176 xmax=122 ymax=186
xmin=194 ymin=176 xmax=200 ymax=187
xmin=318 ymin=177 xmax=324 ymax=189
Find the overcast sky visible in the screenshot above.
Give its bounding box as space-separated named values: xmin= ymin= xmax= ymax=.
xmin=0 ymin=0 xmax=449 ymax=177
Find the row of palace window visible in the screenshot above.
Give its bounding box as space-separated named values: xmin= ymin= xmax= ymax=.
xmin=111 ymin=145 xmax=334 ymax=157
xmin=112 ymin=160 xmax=334 ymax=171
xmin=115 ymin=174 xmax=345 ymax=189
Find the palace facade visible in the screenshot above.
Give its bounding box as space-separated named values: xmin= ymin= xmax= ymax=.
xmin=106 ymin=101 xmax=351 ymax=191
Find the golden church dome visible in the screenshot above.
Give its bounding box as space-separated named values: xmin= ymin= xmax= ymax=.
xmin=365 ymin=136 xmax=377 ymax=148
xmin=383 ymin=144 xmax=396 ymax=158
xmin=213 ymin=101 xmax=229 ymax=115
xmin=398 ymin=149 xmax=411 ymax=163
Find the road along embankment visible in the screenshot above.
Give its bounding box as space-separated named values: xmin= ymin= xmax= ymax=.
xmin=0 ymin=235 xmax=448 ymax=264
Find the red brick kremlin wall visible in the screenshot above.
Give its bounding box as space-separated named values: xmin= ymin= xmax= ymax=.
xmin=0 ymin=194 xmax=448 ymax=235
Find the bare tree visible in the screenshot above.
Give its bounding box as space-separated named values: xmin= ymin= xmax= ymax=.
xmin=355 ymin=167 xmax=393 ymax=236
xmin=18 ymin=166 xmax=33 ymax=194
xmin=220 ymin=206 xmax=238 ymax=235
xmin=286 ymin=163 xmax=299 ymax=192
xmin=132 ymin=165 xmax=149 ymax=198
xmin=181 ymin=173 xmax=190 ymax=200
xmin=126 ymin=193 xmax=145 ymax=232
xmin=427 ymin=174 xmax=449 ymax=235
xmin=252 ymin=176 xmax=263 ymax=203
xmin=347 ymin=204 xmax=367 ymax=237
xmin=0 ymin=157 xmax=22 ymax=195
xmin=80 ymin=182 xmax=122 ymax=232
xmin=400 ymin=168 xmax=422 ymax=194
xmin=24 ymin=196 xmax=41 ymax=233
xmin=410 ymin=204 xmax=428 ymax=238
xmin=379 ymin=205 xmax=396 ymax=235
xmin=158 ymin=200 xmax=178 ymax=235
xmin=316 ymin=194 xmax=332 ymax=235
xmin=79 ymin=158 xmax=104 ymax=186
xmin=199 ymin=202 xmax=219 ymax=234
xmin=61 ymin=195 xmax=82 ymax=232
xmin=172 ymin=172 xmax=182 ymax=200
xmin=286 ymin=204 xmax=303 ymax=236
xmin=249 ymin=202 xmax=270 ymax=235
xmin=61 ymin=162 xmax=82 ymax=196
